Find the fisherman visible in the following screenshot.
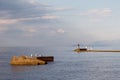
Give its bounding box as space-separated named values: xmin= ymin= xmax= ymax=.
xmin=78 ymin=44 xmax=80 ymax=48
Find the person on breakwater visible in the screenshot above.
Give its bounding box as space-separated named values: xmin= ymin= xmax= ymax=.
xmin=77 ymin=44 xmax=80 ymax=48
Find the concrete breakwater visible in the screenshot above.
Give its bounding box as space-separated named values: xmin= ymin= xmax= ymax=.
xmin=10 ymin=55 xmax=47 ymax=65
xmin=37 ymin=56 xmax=54 ymax=62
xmin=87 ymin=50 xmax=120 ymax=52
xmin=74 ymin=48 xmax=120 ymax=53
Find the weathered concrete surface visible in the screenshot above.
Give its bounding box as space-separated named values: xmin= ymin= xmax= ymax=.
xmin=10 ymin=55 xmax=46 ymax=65
xmin=37 ymin=56 xmax=54 ymax=62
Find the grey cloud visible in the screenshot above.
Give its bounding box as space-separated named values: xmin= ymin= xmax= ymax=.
xmin=0 ymin=0 xmax=63 ymax=28
xmin=0 ymin=0 xmax=51 ymax=19
xmin=0 ymin=0 xmax=67 ymax=46
xmin=0 ymin=0 xmax=60 ymax=33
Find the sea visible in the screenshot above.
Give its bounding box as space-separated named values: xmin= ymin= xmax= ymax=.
xmin=0 ymin=46 xmax=120 ymax=80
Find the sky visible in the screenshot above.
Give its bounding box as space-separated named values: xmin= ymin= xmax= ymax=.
xmin=0 ymin=0 xmax=120 ymax=47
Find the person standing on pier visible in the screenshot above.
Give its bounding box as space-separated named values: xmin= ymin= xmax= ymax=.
xmin=77 ymin=44 xmax=80 ymax=48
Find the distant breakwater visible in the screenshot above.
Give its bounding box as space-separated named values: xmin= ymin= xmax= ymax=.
xmin=87 ymin=50 xmax=120 ymax=52
xmin=74 ymin=48 xmax=120 ymax=53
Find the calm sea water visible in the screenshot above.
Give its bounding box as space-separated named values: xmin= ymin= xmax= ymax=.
xmin=0 ymin=46 xmax=120 ymax=80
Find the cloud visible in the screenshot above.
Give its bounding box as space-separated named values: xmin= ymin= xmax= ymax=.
xmin=57 ymin=29 xmax=65 ymax=34
xmin=53 ymin=7 xmax=74 ymax=12
xmin=0 ymin=0 xmax=56 ymax=20
xmin=77 ymin=8 xmax=112 ymax=23
xmin=0 ymin=0 xmax=62 ymax=33
xmin=0 ymin=0 xmax=70 ymax=46
xmin=0 ymin=19 xmax=17 ymax=24
xmin=0 ymin=15 xmax=59 ymax=25
xmin=41 ymin=15 xmax=60 ymax=20
xmin=79 ymin=8 xmax=112 ymax=17
xmin=22 ymin=27 xmax=37 ymax=33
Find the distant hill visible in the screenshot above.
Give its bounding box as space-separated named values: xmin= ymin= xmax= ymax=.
xmin=92 ymin=40 xmax=120 ymax=46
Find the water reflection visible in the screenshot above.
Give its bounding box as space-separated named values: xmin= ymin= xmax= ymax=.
xmin=11 ymin=66 xmax=33 ymax=72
